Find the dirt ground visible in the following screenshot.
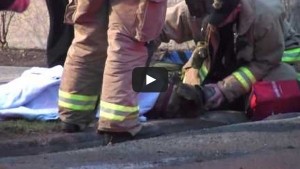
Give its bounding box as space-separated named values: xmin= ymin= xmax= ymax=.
xmin=0 ymin=48 xmax=51 ymax=144
xmin=0 ymin=48 xmax=47 ymax=67
xmin=0 ymin=120 xmax=61 ymax=141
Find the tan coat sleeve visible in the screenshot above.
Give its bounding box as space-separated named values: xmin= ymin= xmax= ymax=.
xmin=159 ymin=1 xmax=204 ymax=44
xmin=283 ymin=20 xmax=300 ymax=49
xmin=218 ymin=14 xmax=285 ymax=102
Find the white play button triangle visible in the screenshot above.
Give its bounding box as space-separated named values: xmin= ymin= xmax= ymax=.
xmin=146 ymin=75 xmax=156 ymax=85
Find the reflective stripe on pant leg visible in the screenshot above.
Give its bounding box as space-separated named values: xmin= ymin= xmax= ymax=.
xmin=282 ymin=47 xmax=300 ymax=63
xmin=59 ymin=90 xmax=98 ymax=111
xmin=98 ymin=0 xmax=167 ymax=135
xmin=59 ymin=0 xmax=108 ymax=126
xmin=100 ymin=101 xmax=139 ymax=121
xmin=98 ymin=30 xmax=148 ymax=136
xmin=232 ymin=67 xmax=256 ymax=91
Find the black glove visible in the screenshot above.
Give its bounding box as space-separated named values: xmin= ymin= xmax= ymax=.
xmin=174 ymin=83 xmax=206 ymax=118
xmin=185 ymin=0 xmax=210 ymax=18
xmin=202 ymin=86 xmax=216 ymax=101
xmin=191 ymin=41 xmax=208 ymax=69
xmin=152 ymin=82 xmax=206 ymax=119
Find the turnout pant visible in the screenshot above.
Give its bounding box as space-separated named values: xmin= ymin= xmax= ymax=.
xmin=59 ymin=0 xmax=167 ymax=135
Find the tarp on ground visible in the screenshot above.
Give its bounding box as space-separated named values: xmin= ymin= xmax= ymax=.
xmin=0 ymin=66 xmax=160 ymax=121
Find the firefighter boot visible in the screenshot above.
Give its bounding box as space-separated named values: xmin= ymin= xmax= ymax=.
xmin=61 ymin=122 xmax=81 ymax=133
xmin=61 ymin=122 xmax=88 ymax=133
xmin=99 ymin=123 xmax=163 ymax=146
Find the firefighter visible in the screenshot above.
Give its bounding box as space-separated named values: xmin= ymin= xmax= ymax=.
xmin=58 ymin=0 xmax=167 ymax=144
xmin=160 ymin=0 xmax=298 ymax=112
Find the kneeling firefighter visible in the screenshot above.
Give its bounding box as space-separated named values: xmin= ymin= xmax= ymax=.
xmin=156 ymin=0 xmax=299 ymax=117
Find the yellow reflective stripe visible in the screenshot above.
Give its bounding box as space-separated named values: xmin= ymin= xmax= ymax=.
xmin=284 ymin=47 xmax=300 ymax=54
xmin=58 ymin=100 xmax=96 ymax=111
xmin=282 ymin=55 xmax=300 ymax=62
xmin=199 ymin=69 xmax=205 ymax=81
xmin=59 ymin=97 xmax=96 ymax=107
xmin=100 ymin=107 xmax=137 ymax=116
xmin=202 ymin=65 xmax=208 ymax=75
xmin=198 ymin=65 xmax=208 ymax=82
xmin=100 ymin=101 xmax=138 ymax=113
xmin=240 ymin=67 xmax=256 ymax=83
xmin=233 ymin=67 xmax=256 ymax=91
xmin=100 ymin=111 xmax=138 ymax=121
xmin=182 ymin=76 xmax=187 ymax=83
xmin=100 ymin=112 xmax=124 ymax=121
xmin=201 ymin=65 xmax=208 ymax=77
xmin=59 ymin=90 xmax=98 ymax=101
xmin=282 ymin=48 xmax=300 ymax=62
xmin=233 ymin=72 xmax=250 ymax=90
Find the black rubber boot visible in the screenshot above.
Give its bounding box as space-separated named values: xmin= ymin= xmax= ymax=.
xmin=133 ymin=123 xmax=163 ymax=139
xmin=61 ymin=122 xmax=81 ymax=133
xmin=99 ymin=123 xmax=163 ymax=145
xmin=100 ymin=132 xmax=133 ymax=146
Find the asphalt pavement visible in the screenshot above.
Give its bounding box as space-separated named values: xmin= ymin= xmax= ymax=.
xmin=1 ymin=66 xmax=300 ymax=169
xmin=1 ymin=117 xmax=300 ymax=169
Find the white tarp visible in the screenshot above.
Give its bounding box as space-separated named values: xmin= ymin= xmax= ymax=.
xmin=0 ymin=66 xmax=159 ymax=121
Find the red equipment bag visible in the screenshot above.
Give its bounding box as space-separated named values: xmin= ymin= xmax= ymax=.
xmin=248 ymin=80 xmax=300 ymax=121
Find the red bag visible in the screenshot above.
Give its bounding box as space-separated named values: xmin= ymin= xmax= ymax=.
xmin=248 ymin=80 xmax=300 ymax=121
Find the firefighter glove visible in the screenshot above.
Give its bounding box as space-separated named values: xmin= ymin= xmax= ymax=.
xmin=203 ymin=83 xmax=225 ymax=109
xmin=191 ymin=41 xmax=208 ymax=69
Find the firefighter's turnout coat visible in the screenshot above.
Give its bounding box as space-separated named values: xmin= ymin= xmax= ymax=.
xmin=160 ymin=0 xmax=299 ymax=104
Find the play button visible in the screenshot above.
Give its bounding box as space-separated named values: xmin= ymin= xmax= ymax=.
xmin=146 ymin=75 xmax=156 ymax=85
xmin=132 ymin=67 xmax=168 ymax=92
